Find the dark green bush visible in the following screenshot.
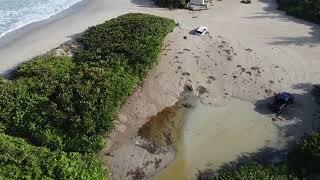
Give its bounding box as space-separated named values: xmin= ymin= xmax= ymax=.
xmin=288 ymin=133 xmax=320 ymax=174
xmin=0 ymin=13 xmax=175 ymax=154
xmin=277 ymin=0 xmax=320 ymax=24
xmin=200 ymin=163 xmax=298 ymax=180
xmin=77 ymin=13 xmax=176 ymax=78
xmin=0 ymin=133 xmax=105 ymax=179
xmin=0 ymin=13 xmax=174 ymax=178
xmin=14 ymin=55 xmax=75 ymax=80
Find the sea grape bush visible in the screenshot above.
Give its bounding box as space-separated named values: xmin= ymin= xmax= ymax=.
xmin=209 ymin=163 xmax=298 ymax=180
xmin=0 ymin=13 xmax=175 ymax=179
xmin=288 ymin=133 xmax=320 ymax=174
xmin=77 ymin=13 xmax=176 ymax=79
xmin=0 ymin=133 xmax=105 ymax=179
xmin=0 ymin=13 xmax=175 ymax=153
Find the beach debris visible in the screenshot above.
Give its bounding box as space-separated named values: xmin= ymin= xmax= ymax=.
xmin=270 ymin=92 xmax=294 ymax=115
xmin=184 ymin=83 xmax=194 ymax=91
xmin=245 ymin=48 xmax=253 ymax=52
xmin=207 ymin=76 xmax=216 ymax=81
xmin=154 ymin=158 xmax=162 ymax=169
xmin=197 ymin=86 xmax=208 ymax=95
xmin=265 ymin=88 xmax=272 ymax=95
xmin=182 ymin=72 xmax=191 ymax=76
xmin=176 ymin=22 xmax=182 ymax=29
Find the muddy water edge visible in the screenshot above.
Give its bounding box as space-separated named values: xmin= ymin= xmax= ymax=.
xmin=138 ymin=96 xmax=285 ymax=180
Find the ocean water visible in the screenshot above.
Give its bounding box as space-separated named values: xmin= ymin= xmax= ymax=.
xmin=0 ymin=0 xmax=82 ymax=38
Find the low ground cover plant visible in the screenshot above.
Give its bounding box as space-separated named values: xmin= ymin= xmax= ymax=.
xmin=0 ymin=13 xmax=175 ymax=178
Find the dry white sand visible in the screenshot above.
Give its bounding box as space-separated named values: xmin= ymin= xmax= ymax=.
xmin=1 ymin=0 xmax=320 ymax=179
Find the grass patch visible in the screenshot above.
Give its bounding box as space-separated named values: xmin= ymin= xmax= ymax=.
xmin=203 ymin=163 xmax=297 ymax=180
xmin=0 ymin=13 xmax=175 ymax=178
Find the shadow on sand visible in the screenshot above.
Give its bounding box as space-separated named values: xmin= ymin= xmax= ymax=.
xmin=198 ymin=83 xmax=320 ymax=179
xmin=242 ymin=0 xmax=320 ymax=46
xmin=130 ymin=0 xmax=156 ymax=8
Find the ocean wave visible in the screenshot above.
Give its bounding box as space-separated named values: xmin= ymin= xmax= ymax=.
xmin=0 ymin=0 xmax=82 ymax=38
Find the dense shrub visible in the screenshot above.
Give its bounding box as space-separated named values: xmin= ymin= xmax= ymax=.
xmin=199 ymin=163 xmax=298 ymax=180
xmin=0 ymin=133 xmax=105 ymax=179
xmin=0 ymin=13 xmax=175 ymax=154
xmin=152 ymin=0 xmax=188 ymax=8
xmin=288 ymin=133 xmax=320 ymax=174
xmin=0 ymin=13 xmax=174 ymax=178
xmin=14 ymin=55 xmax=75 ymax=80
xmin=77 ymin=13 xmax=176 ymax=78
xmin=277 ymin=0 xmax=320 ymax=24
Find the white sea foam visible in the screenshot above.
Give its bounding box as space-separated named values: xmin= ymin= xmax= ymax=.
xmin=0 ymin=0 xmax=82 ymax=38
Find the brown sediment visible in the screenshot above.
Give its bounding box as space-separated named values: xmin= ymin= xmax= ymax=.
xmin=138 ymin=100 xmax=192 ymax=147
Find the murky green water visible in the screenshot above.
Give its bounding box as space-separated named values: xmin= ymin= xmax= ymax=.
xmin=154 ymin=98 xmax=284 ymax=180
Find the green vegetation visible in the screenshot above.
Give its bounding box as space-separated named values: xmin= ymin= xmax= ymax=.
xmin=288 ymin=133 xmax=320 ymax=175
xmin=0 ymin=13 xmax=175 ymax=178
xmin=77 ymin=13 xmax=176 ymax=79
xmin=152 ymin=0 xmax=188 ymax=8
xmin=277 ymin=0 xmax=320 ymax=24
xmin=0 ymin=133 xmax=105 ymax=179
xmin=199 ymin=133 xmax=320 ymax=179
xmin=210 ymin=163 xmax=298 ymax=180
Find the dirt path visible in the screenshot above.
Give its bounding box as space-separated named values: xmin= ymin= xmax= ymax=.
xmin=105 ymin=0 xmax=320 ymax=179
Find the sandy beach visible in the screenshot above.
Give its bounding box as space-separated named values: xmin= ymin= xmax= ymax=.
xmin=0 ymin=0 xmax=154 ymax=75
xmin=1 ymin=0 xmax=320 ymax=179
xmin=103 ymin=0 xmax=320 ymax=179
